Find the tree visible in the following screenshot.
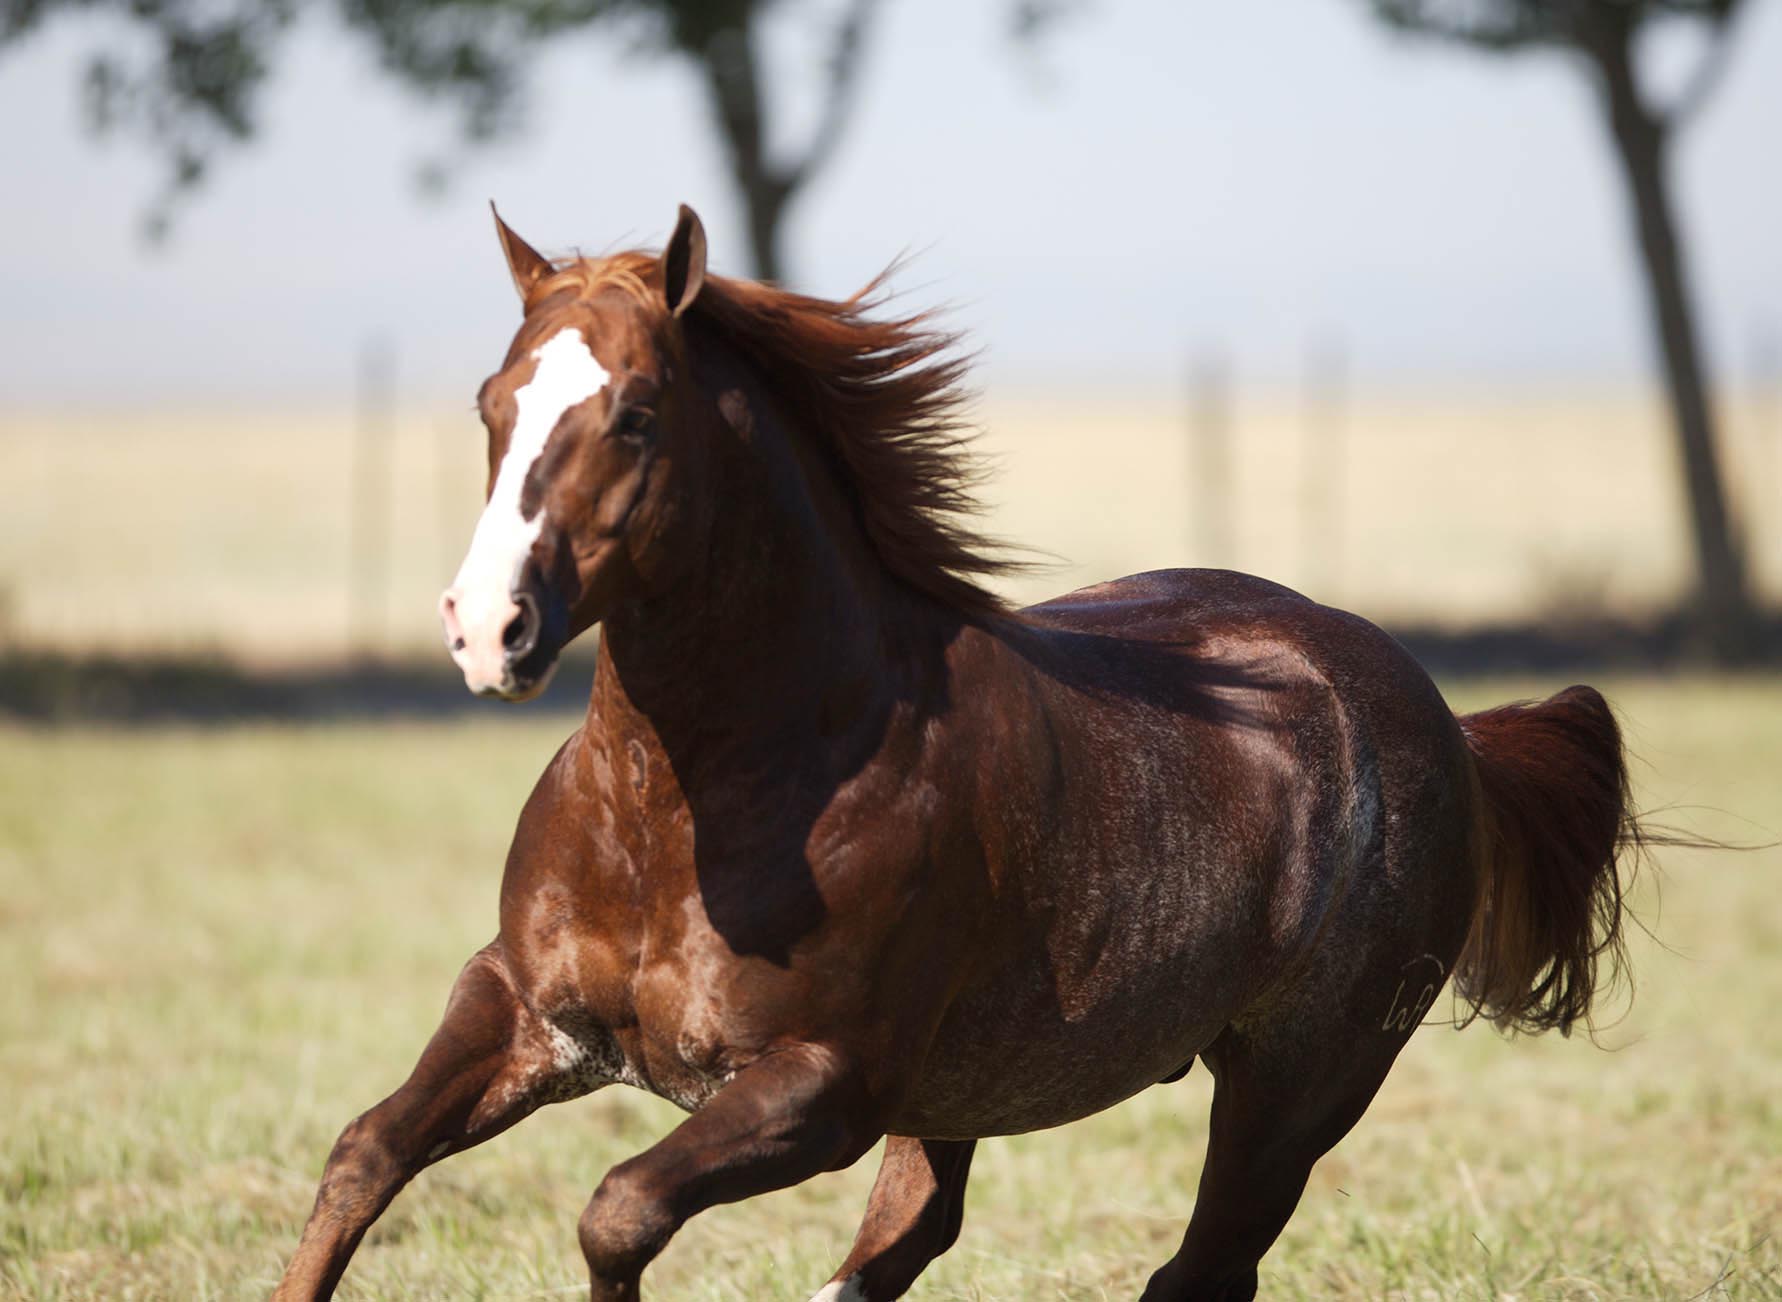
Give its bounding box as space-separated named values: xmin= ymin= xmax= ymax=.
xmin=0 ymin=0 xmax=891 ymax=282
xmin=1365 ymin=0 xmax=1758 ymax=661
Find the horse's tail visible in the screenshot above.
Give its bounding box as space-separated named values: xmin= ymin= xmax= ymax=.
xmin=1453 ymin=685 xmax=1640 ymax=1037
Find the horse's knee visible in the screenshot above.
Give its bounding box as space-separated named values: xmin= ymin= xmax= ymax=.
xmin=313 ymin=1110 xmax=407 ymax=1217
xmin=578 ymin=1161 xmax=677 ymax=1281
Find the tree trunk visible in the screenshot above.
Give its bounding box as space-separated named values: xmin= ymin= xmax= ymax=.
xmin=741 ymin=175 xmax=789 ymax=284
xmin=1589 ymin=22 xmax=1756 ymax=661
xmin=698 ymin=22 xmax=790 ymax=283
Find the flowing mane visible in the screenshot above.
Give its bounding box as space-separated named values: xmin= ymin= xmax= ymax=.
xmin=527 ymin=251 xmax=1022 ymax=617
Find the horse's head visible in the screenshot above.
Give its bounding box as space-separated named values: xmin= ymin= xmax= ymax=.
xmin=440 ymin=204 xmax=710 ymax=700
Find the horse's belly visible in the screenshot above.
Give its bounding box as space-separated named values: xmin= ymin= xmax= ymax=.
xmin=890 ymin=930 xmax=1252 ymax=1139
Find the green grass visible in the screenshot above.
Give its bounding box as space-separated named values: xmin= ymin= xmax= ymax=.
xmin=2 ymin=676 xmax=1780 ymax=1299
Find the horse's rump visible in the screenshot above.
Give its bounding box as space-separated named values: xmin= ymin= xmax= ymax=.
xmin=899 ymin=571 xmax=1451 ymax=1135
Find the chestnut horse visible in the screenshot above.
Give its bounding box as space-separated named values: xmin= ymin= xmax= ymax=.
xmin=275 ymin=206 xmax=1640 ymax=1301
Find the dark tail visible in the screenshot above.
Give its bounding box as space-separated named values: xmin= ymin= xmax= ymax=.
xmin=1455 ymin=685 xmax=1641 ymax=1037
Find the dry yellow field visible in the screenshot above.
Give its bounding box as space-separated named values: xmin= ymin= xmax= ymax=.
xmin=5 ymin=384 xmax=1780 ymax=661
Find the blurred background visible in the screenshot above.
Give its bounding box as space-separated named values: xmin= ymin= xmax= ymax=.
xmin=3 ymin=2 xmax=1780 ymax=1298
xmin=3 ymin=0 xmax=1780 ymax=671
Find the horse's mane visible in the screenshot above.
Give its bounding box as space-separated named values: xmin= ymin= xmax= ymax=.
xmin=528 ymin=252 xmax=1021 ymax=618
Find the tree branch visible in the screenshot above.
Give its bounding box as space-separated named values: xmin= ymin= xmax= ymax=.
xmin=782 ymin=0 xmax=880 ymax=196
xmin=1659 ymin=4 xmax=1742 ymax=132
xmin=700 ymin=17 xmax=783 ymax=196
xmin=60 ymin=0 xmax=296 ymax=240
xmin=1009 ymin=0 xmax=1077 ymax=45
xmin=1368 ymin=0 xmax=1569 ymax=51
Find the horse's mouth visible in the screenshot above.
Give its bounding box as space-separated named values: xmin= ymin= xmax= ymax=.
xmin=443 ymin=566 xmax=572 ymax=702
xmin=472 ymin=649 xmax=560 ymax=703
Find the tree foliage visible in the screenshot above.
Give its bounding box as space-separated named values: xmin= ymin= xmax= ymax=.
xmin=1370 ymin=0 xmax=1746 ymax=127
xmin=0 ymin=0 xmax=901 ymax=277
xmin=2 ymin=0 xmax=297 ymax=237
xmin=1371 ymin=0 xmax=1737 ymax=48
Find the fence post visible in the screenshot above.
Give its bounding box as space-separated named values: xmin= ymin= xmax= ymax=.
xmin=1189 ymin=351 xmax=1234 ymax=569
xmin=349 ymin=337 xmax=395 ymax=658
xmin=1302 ymin=333 xmax=1347 ymax=602
xmin=1754 ymin=324 xmax=1778 ymax=602
xmin=438 ymin=418 xmax=466 ymax=586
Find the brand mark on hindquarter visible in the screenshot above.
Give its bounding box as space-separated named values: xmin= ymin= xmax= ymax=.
xmin=1381 ymin=954 xmax=1446 ymax=1033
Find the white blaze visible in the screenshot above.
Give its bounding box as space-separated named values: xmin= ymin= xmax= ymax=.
xmin=808 ymin=1279 xmax=867 ymax=1302
xmin=445 ymin=328 xmax=609 ymax=689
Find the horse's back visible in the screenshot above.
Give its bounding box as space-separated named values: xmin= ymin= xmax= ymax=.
xmin=1022 ymin=567 xmax=1310 ymax=629
xmin=1025 ymin=568 xmax=1412 ymax=666
xmin=1020 ymin=568 xmax=1464 ymax=771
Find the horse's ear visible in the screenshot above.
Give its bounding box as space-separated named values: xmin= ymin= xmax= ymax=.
xmin=490 ymin=201 xmax=552 ymax=304
xmin=661 ymin=204 xmax=707 ymax=318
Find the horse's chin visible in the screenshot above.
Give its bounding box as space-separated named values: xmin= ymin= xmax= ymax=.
xmin=504 ymin=659 xmax=559 ymax=702
xmin=462 ymin=655 xmax=559 ymax=703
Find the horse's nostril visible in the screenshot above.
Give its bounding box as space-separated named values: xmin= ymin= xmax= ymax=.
xmin=502 ymin=591 xmax=541 ymax=660
xmin=439 ymin=589 xmax=469 ymax=654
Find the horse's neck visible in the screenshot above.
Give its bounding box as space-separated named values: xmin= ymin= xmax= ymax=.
xmin=590 ymin=369 xmax=950 ymax=787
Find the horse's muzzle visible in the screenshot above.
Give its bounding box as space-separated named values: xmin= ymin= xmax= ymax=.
xmin=438 ymin=576 xmax=564 ymax=701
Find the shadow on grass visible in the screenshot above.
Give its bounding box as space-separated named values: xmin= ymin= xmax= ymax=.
xmin=0 ymin=646 xmax=600 ymax=724
xmin=1389 ymin=606 xmax=1782 ymax=678
xmin=3 ymin=608 xmax=1780 ymax=724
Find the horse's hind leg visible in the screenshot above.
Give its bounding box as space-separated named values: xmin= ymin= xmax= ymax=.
xmin=811 ymin=1136 xmax=976 ymax=1301
xmin=1139 ymin=1023 xmax=1410 ymax=1302
xmin=274 ymin=943 xmax=599 ymax=1301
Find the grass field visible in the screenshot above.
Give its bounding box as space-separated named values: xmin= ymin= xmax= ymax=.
xmin=3 ymin=675 xmax=1780 ymax=1300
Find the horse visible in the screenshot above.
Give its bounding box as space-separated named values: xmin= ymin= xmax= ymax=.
xmin=273 ymin=204 xmax=1642 ymax=1301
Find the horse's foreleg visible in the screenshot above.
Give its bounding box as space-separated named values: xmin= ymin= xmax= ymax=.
xmin=576 ymin=1042 xmax=883 ymax=1302
xmin=273 ymin=944 xmax=597 ymax=1301
xmin=809 ymin=1136 xmax=976 ymax=1302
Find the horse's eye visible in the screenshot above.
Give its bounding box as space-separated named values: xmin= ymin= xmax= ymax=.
xmin=616 ymin=407 xmax=656 ymax=442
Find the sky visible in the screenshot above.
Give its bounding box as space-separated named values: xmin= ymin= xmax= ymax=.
xmin=2 ymin=0 xmax=1780 ymax=406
